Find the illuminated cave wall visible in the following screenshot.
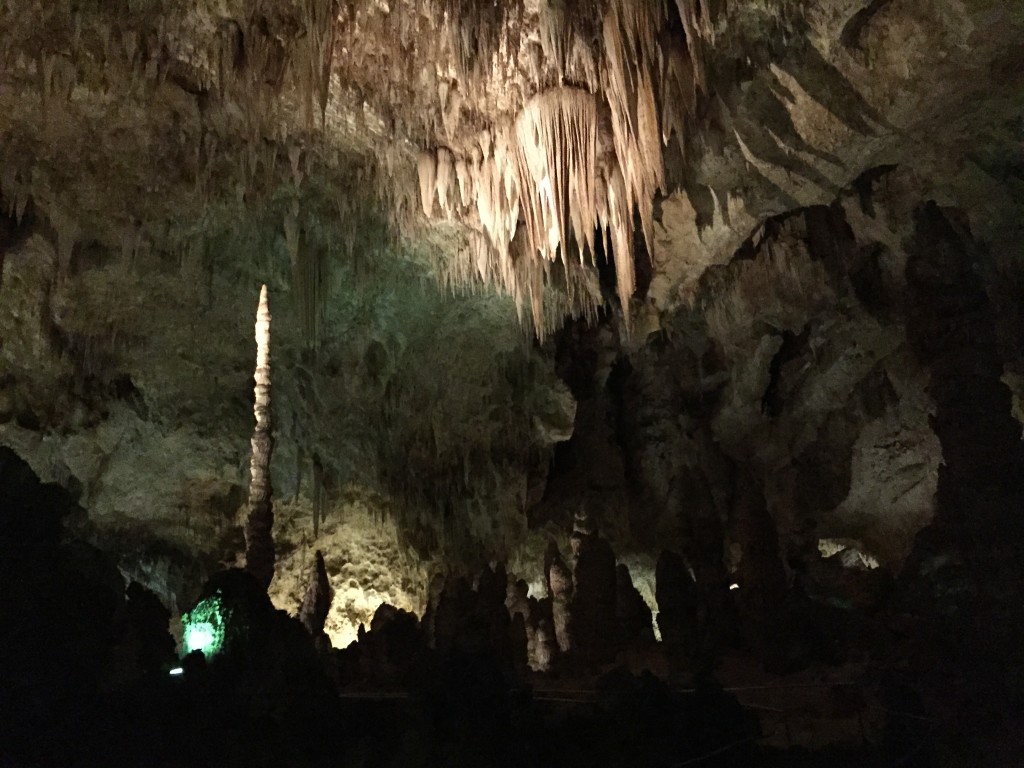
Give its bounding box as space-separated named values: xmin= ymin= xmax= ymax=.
xmin=269 ymin=493 xmax=429 ymax=649
xmin=0 ymin=0 xmax=1022 ymax=663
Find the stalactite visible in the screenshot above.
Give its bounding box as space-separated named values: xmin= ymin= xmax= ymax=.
xmin=295 ymin=238 xmax=325 ymax=351
xmin=441 ymin=81 xmax=464 ymax=140
xmin=390 ymin=0 xmax=703 ymax=338
xmin=0 ymin=163 xmax=31 ymax=227
xmin=674 ymin=0 xmax=714 ymax=91
xmin=312 ymin=454 xmax=325 ymax=538
xmin=441 ymin=0 xmax=516 ymax=92
xmin=284 ymin=201 xmax=301 ymax=268
xmin=216 ymin=20 xmax=244 ymax=102
xmin=659 ymin=38 xmax=697 ymax=158
xmin=538 ymin=0 xmax=569 ymax=80
xmin=455 ymin=156 xmax=471 ymax=207
xmin=235 ymin=14 xmax=288 ymax=152
xmin=546 ymin=541 xmax=573 ymax=653
xmin=245 ymin=285 xmax=276 ymax=591
xmin=286 ymin=198 xmax=324 ymax=351
xmin=511 ymin=87 xmax=598 ymax=265
xmin=435 ymin=147 xmax=454 ymax=217
xmin=300 ymin=0 xmax=339 ymax=129
xmin=417 ymin=151 xmax=437 ymax=217
xmin=603 ymin=160 xmax=635 ymax=320
xmin=48 ymin=205 xmax=79 ymax=286
xmin=289 ymin=145 xmax=305 ymax=188
xmin=602 ymin=0 xmax=665 ymax=255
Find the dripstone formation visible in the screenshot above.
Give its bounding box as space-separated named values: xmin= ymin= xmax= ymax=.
xmin=1 ymin=1 xmax=1023 ymax=765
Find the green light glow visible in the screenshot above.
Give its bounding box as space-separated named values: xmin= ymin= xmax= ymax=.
xmin=181 ymin=593 xmax=231 ymax=659
xmin=184 ymin=624 xmax=216 ymax=655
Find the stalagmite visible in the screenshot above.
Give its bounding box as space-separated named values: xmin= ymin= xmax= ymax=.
xmin=299 ymin=550 xmax=333 ymax=640
xmin=546 ymin=541 xmax=574 ymax=652
xmin=569 ymin=514 xmax=618 ymax=664
xmin=532 ymin=618 xmax=556 ymax=671
xmin=245 ymin=285 xmax=276 ymax=591
xmin=656 ymin=549 xmax=700 ymax=672
xmin=616 ymin=564 xmax=655 ymax=648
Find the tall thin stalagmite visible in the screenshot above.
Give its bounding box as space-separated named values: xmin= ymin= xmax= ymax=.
xmin=245 ymin=284 xmax=276 ymax=590
xmin=299 ymin=550 xmax=333 ymax=638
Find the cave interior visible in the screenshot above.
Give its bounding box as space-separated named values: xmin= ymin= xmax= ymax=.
xmin=2 ymin=0 xmax=1024 ymax=766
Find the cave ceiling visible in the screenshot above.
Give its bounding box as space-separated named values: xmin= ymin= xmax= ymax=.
xmin=1 ymin=0 xmax=1023 ymax=629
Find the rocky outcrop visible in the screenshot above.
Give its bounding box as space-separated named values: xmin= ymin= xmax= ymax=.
xmin=336 ymin=602 xmax=426 ymax=688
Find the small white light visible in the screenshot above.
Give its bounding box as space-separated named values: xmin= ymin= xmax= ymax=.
xmin=729 ymin=583 xmax=740 ymax=591
xmin=169 ymin=667 xmax=184 ymax=676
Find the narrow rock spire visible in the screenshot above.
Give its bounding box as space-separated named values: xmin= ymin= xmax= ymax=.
xmin=299 ymin=550 xmax=333 ymax=638
xmin=245 ymin=284 xmax=276 ymax=590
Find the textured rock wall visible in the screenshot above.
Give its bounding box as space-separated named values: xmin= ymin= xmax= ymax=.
xmin=529 ymin=169 xmax=950 ymax=638
xmin=1 ymin=4 xmax=1022 ymax=687
xmin=0 ymin=181 xmax=575 ymax=611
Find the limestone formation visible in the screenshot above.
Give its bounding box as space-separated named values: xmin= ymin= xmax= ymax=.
xmin=656 ymin=549 xmax=699 ymax=671
xmin=545 ymin=541 xmax=574 ymax=653
xmin=615 ymin=563 xmax=655 ymax=649
xmin=530 ymin=616 xmax=558 ymax=673
xmin=299 ymin=550 xmax=333 ymax=641
xmin=245 ymin=285 xmax=276 ymax=591
xmin=570 ymin=527 xmax=619 ymax=664
xmin=1 ymin=1 xmax=1023 ymax=761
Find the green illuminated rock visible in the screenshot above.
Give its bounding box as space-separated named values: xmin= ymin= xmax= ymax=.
xmin=182 ymin=593 xmax=231 ymax=659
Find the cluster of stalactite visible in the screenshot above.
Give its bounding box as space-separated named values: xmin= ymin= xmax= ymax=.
xmin=284 ymin=150 xmax=328 ymax=353
xmin=408 ymin=0 xmax=713 ymax=337
xmin=1 ymin=0 xmax=718 ymax=338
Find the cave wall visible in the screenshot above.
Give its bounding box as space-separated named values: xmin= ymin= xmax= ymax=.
xmin=0 ymin=2 xmax=1022 ymax=686
xmin=0 ymin=181 xmax=575 ymax=612
xmin=533 ymin=168 xmax=945 ymax=581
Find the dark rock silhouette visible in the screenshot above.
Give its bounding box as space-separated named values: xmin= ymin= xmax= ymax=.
xmin=299 ymin=550 xmax=333 ymax=648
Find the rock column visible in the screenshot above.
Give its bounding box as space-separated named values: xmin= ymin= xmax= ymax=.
xmin=245 ymin=285 xmax=276 ymax=590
